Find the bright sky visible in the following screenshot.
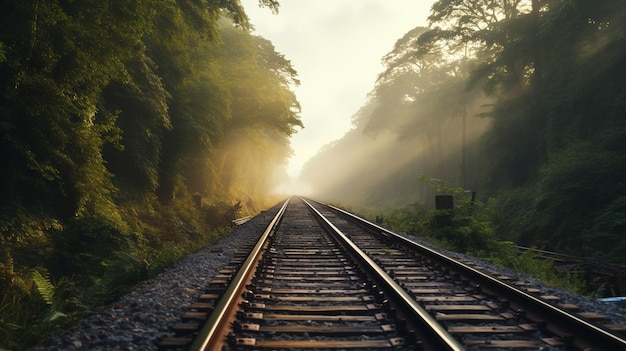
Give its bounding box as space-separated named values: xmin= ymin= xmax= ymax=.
xmin=241 ymin=0 xmax=435 ymax=184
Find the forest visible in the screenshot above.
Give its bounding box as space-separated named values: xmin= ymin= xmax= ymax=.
xmin=1 ymin=0 xmax=625 ymax=348
xmin=0 ymin=0 xmax=298 ymax=348
xmin=302 ymin=0 xmax=626 ymax=268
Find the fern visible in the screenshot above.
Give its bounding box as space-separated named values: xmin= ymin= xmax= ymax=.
xmin=31 ymin=269 xmax=67 ymax=322
xmin=31 ymin=270 xmax=54 ymax=306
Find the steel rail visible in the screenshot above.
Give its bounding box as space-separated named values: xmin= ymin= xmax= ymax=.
xmin=324 ymin=201 xmax=626 ymax=351
xmin=188 ymin=197 xmax=290 ymax=351
xmin=302 ymin=198 xmax=465 ymax=351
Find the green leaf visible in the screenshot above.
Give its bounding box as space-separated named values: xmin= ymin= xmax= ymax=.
xmin=31 ymin=270 xmax=55 ymax=306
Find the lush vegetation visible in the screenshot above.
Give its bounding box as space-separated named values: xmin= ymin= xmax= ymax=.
xmin=2 ymin=0 xmax=625 ymax=347
xmin=0 ymin=0 xmax=298 ymax=348
xmin=374 ymin=176 xmax=586 ymax=294
xmin=302 ymin=1 xmax=625 ymax=268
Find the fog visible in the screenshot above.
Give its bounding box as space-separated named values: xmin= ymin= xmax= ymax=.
xmin=299 ymin=92 xmax=491 ymax=207
xmin=290 ymin=23 xmax=495 ymax=208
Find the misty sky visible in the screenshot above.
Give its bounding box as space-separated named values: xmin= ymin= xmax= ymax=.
xmin=241 ymin=0 xmax=435 ymax=189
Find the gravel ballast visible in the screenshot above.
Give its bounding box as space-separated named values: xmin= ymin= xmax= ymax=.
xmin=31 ymin=205 xmax=281 ymax=351
xmin=397 ymin=233 xmax=626 ymax=327
xmin=31 ymin=202 xmax=625 ymax=350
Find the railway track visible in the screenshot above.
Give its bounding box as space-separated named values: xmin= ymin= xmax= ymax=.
xmin=160 ymin=197 xmax=626 ymax=350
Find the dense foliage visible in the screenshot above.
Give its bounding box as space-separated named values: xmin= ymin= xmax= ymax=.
xmin=0 ymin=0 xmax=299 ymax=348
xmin=302 ymin=0 xmax=625 ymax=266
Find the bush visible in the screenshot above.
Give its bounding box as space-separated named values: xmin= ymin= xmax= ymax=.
xmin=415 ymin=175 xmax=499 ymax=253
xmin=1 ymin=194 xmax=234 ymax=349
xmin=372 ymin=176 xmax=590 ymax=295
xmin=52 ymin=216 xmax=135 ymax=279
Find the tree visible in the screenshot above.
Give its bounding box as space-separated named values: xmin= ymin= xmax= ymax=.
xmin=206 ymin=21 xmax=302 ymax=200
xmin=0 ymin=1 xmax=309 ymax=347
xmin=100 ymin=54 xmax=171 ymax=197
xmin=145 ymin=0 xmax=248 ymax=202
xmin=0 ymin=0 xmax=154 ymax=218
xmin=300 ymin=22 xmax=491 ymax=206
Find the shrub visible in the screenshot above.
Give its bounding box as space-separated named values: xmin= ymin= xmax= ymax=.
xmin=52 ymin=216 xmax=135 ymax=279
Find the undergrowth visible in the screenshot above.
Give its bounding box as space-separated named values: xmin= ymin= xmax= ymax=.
xmin=360 ymin=176 xmax=590 ymax=296
xmin=0 ymin=197 xmax=237 ymax=350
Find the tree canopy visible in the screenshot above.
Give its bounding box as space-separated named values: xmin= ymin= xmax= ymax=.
xmin=302 ymin=0 xmax=626 ymax=264
xmin=0 ymin=1 xmax=301 ymax=347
